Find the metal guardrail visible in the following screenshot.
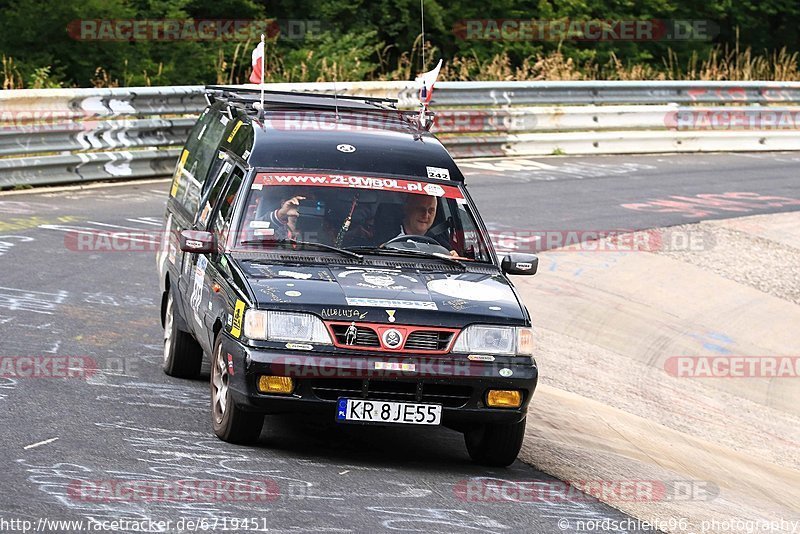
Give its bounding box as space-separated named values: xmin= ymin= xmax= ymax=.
xmin=2 ymin=81 xmax=800 ymax=188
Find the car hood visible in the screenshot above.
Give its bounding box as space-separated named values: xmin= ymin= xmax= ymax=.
xmin=235 ymin=259 xmax=527 ymax=327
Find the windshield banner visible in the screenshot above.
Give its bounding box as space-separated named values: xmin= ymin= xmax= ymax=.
xmin=253 ymin=172 xmax=465 ymax=200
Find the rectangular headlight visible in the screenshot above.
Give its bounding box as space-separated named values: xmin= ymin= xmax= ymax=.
xmin=452 ymin=325 xmax=533 ymax=356
xmin=452 ymin=325 xmax=515 ymax=355
xmin=244 ymin=310 xmax=332 ymax=344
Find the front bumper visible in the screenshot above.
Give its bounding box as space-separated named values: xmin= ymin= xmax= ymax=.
xmin=220 ymin=334 xmax=538 ymax=428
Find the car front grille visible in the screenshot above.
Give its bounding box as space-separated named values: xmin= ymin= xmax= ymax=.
xmin=328 ymin=323 xmax=457 ymax=353
xmin=307 ymin=379 xmax=472 ymax=408
xmin=330 ymin=324 xmax=380 ymax=347
xmin=405 ymin=331 xmax=454 ymax=352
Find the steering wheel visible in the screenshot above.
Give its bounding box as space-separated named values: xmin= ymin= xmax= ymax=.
xmin=383 ymin=235 xmax=442 ymax=247
xmin=382 ymin=234 xmax=451 ymax=255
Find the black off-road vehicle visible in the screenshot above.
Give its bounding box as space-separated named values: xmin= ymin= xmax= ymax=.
xmin=157 ymin=86 xmax=539 ymax=466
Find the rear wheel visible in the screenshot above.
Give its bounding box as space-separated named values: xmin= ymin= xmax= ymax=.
xmin=464 ymin=417 xmax=527 ymax=467
xmin=211 ymin=336 xmax=263 ymax=444
xmin=162 ymin=290 xmax=202 ymax=378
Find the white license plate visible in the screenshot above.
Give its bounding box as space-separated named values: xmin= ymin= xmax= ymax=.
xmin=336 ymin=398 xmax=441 ymax=425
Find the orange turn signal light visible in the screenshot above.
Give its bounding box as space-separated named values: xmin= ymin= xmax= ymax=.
xmin=257 ymin=376 xmax=294 ymax=395
xmin=487 ymin=390 xmax=522 ymax=408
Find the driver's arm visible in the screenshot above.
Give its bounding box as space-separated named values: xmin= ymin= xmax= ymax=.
xmin=270 ymin=196 xmax=306 ymax=232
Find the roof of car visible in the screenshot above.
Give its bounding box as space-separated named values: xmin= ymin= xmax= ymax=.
xmin=206 ymin=86 xmax=465 ymax=182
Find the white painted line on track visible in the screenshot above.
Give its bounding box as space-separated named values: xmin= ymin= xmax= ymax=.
xmin=23 ymin=437 xmax=59 ymax=450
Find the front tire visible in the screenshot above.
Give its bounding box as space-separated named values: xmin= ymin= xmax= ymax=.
xmin=211 ymin=336 xmax=263 ymax=444
xmin=464 ymin=417 xmax=527 ymax=467
xmin=162 ymin=290 xmax=202 ymax=378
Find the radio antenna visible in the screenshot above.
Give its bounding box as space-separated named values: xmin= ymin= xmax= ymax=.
xmin=420 ymin=0 xmax=425 ymax=71
xmin=259 ymin=33 xmax=265 ymax=118
xmin=333 ymin=68 xmax=340 ymax=121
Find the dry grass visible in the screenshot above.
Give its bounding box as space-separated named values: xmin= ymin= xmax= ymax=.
xmin=2 ymin=55 xmax=24 ymax=89
xmin=437 ymin=45 xmax=799 ymax=82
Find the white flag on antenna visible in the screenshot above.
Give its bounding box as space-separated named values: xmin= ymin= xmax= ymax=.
xmin=249 ymin=41 xmax=265 ymax=84
xmin=416 ymin=59 xmax=442 ymax=105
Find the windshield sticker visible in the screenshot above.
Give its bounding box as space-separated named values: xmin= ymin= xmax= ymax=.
xmin=346 ymin=297 xmax=438 ymax=310
xmin=423 ymin=183 xmax=445 ymax=197
xmin=254 ymin=172 xmax=465 ymax=199
xmin=426 ymin=166 xmax=450 ymax=180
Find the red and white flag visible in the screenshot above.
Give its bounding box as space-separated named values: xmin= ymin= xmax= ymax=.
xmin=416 ymin=59 xmax=442 ymax=105
xmin=249 ymin=41 xmax=265 ymax=84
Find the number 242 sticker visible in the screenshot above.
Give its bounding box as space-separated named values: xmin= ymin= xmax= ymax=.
xmin=426 ymin=166 xmax=450 ymax=180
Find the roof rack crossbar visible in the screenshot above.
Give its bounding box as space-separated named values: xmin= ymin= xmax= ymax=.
xmin=205 ymin=85 xmax=398 ymax=111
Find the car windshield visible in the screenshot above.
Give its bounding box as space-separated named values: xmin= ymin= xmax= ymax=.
xmin=234 ymin=171 xmax=492 ymax=262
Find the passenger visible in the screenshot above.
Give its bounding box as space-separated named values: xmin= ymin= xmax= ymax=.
xmin=260 ymin=192 xmax=305 ymax=240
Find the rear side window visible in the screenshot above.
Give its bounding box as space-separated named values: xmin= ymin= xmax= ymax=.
xmin=170 ymin=108 xmax=233 ymax=214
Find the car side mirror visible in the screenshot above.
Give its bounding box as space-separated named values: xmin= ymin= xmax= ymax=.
xmin=501 ymin=253 xmax=538 ymax=275
xmin=180 ymin=230 xmax=215 ymax=253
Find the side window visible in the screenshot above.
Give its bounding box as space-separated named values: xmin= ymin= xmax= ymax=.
xmin=439 ymin=199 xmax=491 ymax=262
xmin=213 ymin=167 xmax=245 ymax=249
xmin=171 ymin=108 xmax=233 ymax=215
xmin=193 ymin=115 xmax=229 ymax=187
xmin=196 ymin=161 xmax=232 ymax=230
xmin=171 ymin=110 xmax=210 ymax=215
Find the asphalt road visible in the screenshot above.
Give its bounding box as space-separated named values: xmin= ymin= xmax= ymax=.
xmin=1 ymin=152 xmax=799 ymax=533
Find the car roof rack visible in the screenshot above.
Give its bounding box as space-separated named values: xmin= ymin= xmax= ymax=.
xmin=205 ymin=85 xmax=400 ymax=113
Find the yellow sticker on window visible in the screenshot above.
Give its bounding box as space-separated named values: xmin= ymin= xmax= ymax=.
xmin=171 ymin=149 xmax=190 ymax=197
xmin=231 ymin=299 xmax=245 ymax=338
xmin=227 ymin=120 xmax=243 ymax=143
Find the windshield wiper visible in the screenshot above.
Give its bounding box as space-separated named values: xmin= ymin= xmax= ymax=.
xmin=240 ymin=238 xmax=363 ymax=261
xmin=346 ymin=246 xmax=465 ymax=269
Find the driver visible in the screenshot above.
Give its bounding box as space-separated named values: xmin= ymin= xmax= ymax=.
xmin=386 ymin=194 xmax=458 ymax=256
xmin=397 ymin=194 xmax=438 ymax=238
